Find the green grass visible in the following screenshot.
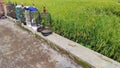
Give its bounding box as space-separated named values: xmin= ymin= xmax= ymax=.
xmin=4 ymin=0 xmax=120 ymax=62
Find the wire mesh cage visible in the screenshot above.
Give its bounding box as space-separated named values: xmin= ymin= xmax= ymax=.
xmin=40 ymin=7 xmax=52 ymax=27
xmin=7 ymin=2 xmax=16 ymax=19
xmin=41 ymin=12 xmax=51 ymax=27
xmin=39 ymin=7 xmax=52 ymax=36
xmin=20 ymin=6 xmax=26 ymax=25
xmin=25 ymin=6 xmax=41 ymax=27
xmin=16 ymin=5 xmax=22 ymax=21
xmin=30 ymin=10 xmax=41 ymax=26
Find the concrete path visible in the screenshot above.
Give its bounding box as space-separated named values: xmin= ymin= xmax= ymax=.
xmin=0 ymin=19 xmax=82 ymax=68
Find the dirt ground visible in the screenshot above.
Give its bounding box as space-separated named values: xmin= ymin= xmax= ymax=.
xmin=0 ymin=19 xmax=82 ymax=68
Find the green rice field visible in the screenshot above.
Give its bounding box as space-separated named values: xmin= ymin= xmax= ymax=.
xmin=4 ymin=0 xmax=120 ymax=62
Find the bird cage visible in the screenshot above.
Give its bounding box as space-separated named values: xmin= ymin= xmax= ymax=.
xmin=7 ymin=2 xmax=16 ymax=19
xmin=0 ymin=0 xmax=4 ymax=18
xmin=20 ymin=6 xmax=26 ymax=25
xmin=16 ymin=5 xmax=26 ymax=25
xmin=25 ymin=6 xmax=41 ymax=30
xmin=39 ymin=7 xmax=52 ymax=36
xmin=40 ymin=7 xmax=51 ymax=27
xmin=16 ymin=5 xmax=22 ymax=21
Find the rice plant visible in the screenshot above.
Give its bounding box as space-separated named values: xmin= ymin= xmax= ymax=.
xmin=4 ymin=0 xmax=120 ymax=62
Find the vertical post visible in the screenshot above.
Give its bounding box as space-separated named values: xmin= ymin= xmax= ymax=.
xmin=3 ymin=3 xmax=7 ymax=16
xmin=30 ymin=11 xmax=32 ymax=25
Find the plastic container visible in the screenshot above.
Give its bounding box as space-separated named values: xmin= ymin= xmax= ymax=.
xmin=41 ymin=27 xmax=52 ymax=36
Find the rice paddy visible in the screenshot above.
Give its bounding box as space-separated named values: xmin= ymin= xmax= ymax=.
xmin=4 ymin=0 xmax=120 ymax=62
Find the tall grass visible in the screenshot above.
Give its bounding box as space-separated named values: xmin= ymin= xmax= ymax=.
xmin=4 ymin=0 xmax=120 ymax=62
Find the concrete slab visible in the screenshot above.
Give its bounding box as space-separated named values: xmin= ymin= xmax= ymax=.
xmin=0 ymin=19 xmax=82 ymax=68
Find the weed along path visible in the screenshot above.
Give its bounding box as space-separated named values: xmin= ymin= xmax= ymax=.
xmin=0 ymin=19 xmax=82 ymax=68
